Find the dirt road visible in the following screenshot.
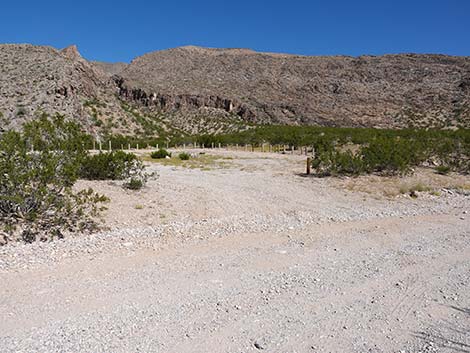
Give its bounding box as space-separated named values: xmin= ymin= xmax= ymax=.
xmin=1 ymin=150 xmax=469 ymax=352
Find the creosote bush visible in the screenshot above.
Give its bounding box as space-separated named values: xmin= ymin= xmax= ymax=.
xmin=80 ymin=150 xmax=151 ymax=190
xmin=0 ymin=114 xmax=155 ymax=244
xmin=0 ymin=114 xmax=108 ymax=244
xmin=312 ymin=150 xmax=363 ymax=176
xmin=178 ymin=152 xmax=190 ymax=160
xmin=188 ymin=125 xmax=469 ymax=176
xmin=151 ymin=149 xmax=171 ymax=159
xmin=311 ymin=134 xmax=469 ymax=177
xmin=435 ymin=165 xmax=451 ymax=175
xmin=125 ymin=178 xmax=144 ymax=190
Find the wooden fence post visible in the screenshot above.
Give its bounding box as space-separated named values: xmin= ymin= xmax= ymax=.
xmin=306 ymin=157 xmax=311 ymax=175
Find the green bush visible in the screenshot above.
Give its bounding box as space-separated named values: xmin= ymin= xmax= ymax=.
xmin=361 ymin=137 xmax=419 ymax=175
xmin=125 ymin=178 xmax=144 ymax=190
xmin=312 ymin=150 xmax=363 ymax=176
xmin=80 ymin=150 xmax=150 ymax=188
xmin=435 ymin=165 xmax=451 ymax=175
xmin=99 ymin=124 xmax=469 ymax=177
xmin=0 ymin=114 xmax=108 ymax=244
xmin=80 ymin=151 xmax=139 ymax=180
xmin=312 ymin=137 xmax=424 ymax=176
xmin=151 ymin=148 xmax=171 ymax=159
xmin=178 ymin=152 xmax=191 ymax=160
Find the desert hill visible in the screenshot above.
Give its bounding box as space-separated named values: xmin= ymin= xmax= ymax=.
xmin=1 ymin=44 xmax=469 ymax=136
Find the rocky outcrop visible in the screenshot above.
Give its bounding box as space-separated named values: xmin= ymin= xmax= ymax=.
xmin=113 ymin=76 xmax=260 ymax=120
xmin=61 ymin=45 xmax=82 ymax=61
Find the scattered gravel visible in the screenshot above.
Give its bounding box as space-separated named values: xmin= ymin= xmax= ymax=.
xmin=1 ymin=150 xmax=469 ymax=352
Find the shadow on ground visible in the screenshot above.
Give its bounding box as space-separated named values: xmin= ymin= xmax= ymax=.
xmin=413 ymin=306 xmax=470 ymax=353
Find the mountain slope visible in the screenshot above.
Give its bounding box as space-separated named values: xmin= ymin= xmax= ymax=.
xmin=117 ymin=46 xmax=470 ymax=128
xmin=1 ymin=44 xmax=469 ymax=134
xmin=92 ymin=61 xmax=128 ymax=76
xmin=0 ymin=44 xmax=111 ymax=132
xmin=0 ymin=44 xmax=249 ymax=136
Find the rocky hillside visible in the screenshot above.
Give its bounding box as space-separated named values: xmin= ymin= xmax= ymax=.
xmin=117 ymin=46 xmax=470 ymax=129
xmin=0 ymin=44 xmax=133 ymax=136
xmin=0 ymin=44 xmax=469 ymax=136
xmin=92 ymin=61 xmax=128 ymax=76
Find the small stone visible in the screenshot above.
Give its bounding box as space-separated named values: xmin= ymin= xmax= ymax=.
xmin=254 ymin=341 xmax=265 ymax=350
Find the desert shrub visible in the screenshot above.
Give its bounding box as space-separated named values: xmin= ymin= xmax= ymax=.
xmin=102 ymin=125 xmax=470 ymax=176
xmin=125 ymin=178 xmax=144 ymax=190
xmin=361 ymin=137 xmax=419 ymax=175
xmin=179 ymin=152 xmax=190 ymax=160
xmin=399 ymin=183 xmax=432 ymax=198
xmin=151 ymin=148 xmax=171 ymax=159
xmin=16 ymin=106 xmax=27 ymax=116
xmin=433 ymin=138 xmax=470 ymax=174
xmin=312 ymin=150 xmax=364 ymax=176
xmin=435 ymin=165 xmax=451 ymax=175
xmin=80 ymin=150 xmax=150 ymax=188
xmin=80 ymin=151 xmax=137 ymax=180
xmin=312 ymin=137 xmax=422 ymax=176
xmin=0 ymin=114 xmax=108 ymax=244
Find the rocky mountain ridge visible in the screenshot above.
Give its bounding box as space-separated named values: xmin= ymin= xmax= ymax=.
xmin=115 ymin=46 xmax=470 ymax=128
xmin=0 ymin=44 xmax=469 ymax=137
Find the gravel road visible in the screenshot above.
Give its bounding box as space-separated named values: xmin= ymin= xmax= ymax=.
xmin=1 ymin=150 xmax=469 ymax=352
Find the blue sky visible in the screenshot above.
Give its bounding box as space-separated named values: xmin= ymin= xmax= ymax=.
xmin=1 ymin=0 xmax=469 ymax=62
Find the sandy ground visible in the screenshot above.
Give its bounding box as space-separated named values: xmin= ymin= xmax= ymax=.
xmin=1 ymin=149 xmax=469 ymax=353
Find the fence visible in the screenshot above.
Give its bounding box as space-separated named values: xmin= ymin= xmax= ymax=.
xmin=90 ymin=141 xmax=316 ymax=156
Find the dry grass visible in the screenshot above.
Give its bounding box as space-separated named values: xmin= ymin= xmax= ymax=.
xmin=337 ymin=168 xmax=470 ymax=198
xmin=142 ymin=153 xmax=235 ymax=170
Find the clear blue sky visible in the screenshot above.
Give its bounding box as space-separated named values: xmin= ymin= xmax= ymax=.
xmin=1 ymin=0 xmax=469 ymax=62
